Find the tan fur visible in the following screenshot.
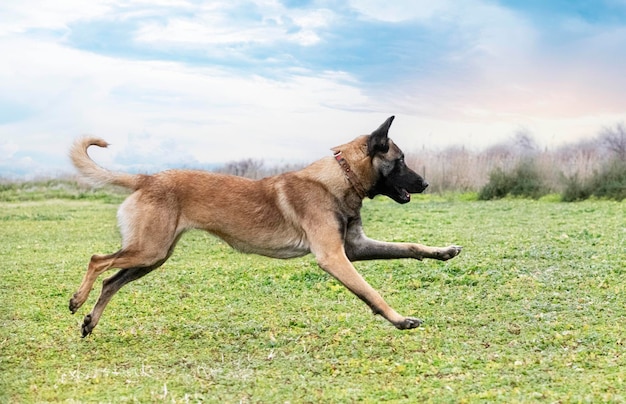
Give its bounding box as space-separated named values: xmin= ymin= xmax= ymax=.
xmin=69 ymin=123 xmax=461 ymax=337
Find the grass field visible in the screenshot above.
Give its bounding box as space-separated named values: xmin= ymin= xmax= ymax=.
xmin=1 ymin=195 xmax=625 ymax=402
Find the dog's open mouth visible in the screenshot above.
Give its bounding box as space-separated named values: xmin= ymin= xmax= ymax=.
xmin=395 ymin=187 xmax=411 ymax=203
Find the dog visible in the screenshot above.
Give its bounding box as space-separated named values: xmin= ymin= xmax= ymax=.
xmin=69 ymin=116 xmax=462 ymax=337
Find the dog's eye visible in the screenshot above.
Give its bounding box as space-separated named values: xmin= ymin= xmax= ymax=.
xmin=392 ymin=157 xmax=405 ymax=172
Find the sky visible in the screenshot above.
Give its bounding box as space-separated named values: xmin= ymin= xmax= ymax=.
xmin=1 ymin=0 xmax=626 ymax=178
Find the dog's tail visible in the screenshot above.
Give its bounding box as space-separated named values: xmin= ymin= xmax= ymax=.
xmin=70 ymin=137 xmax=142 ymax=190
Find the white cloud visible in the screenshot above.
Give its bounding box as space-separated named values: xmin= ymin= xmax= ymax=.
xmin=135 ymin=17 xmax=280 ymax=46
xmin=0 ymin=141 xmax=19 ymax=159
xmin=0 ymin=32 xmax=381 ymax=176
xmin=353 ymin=0 xmax=626 ymax=139
xmin=1 ymin=0 xmax=625 ymax=178
xmin=0 ymin=0 xmax=114 ymax=35
xmin=134 ymin=2 xmax=334 ymax=48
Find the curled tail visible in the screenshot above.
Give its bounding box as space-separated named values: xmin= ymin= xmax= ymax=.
xmin=70 ymin=137 xmax=142 ymax=190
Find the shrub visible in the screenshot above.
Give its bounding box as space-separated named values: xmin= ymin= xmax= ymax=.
xmin=560 ymin=174 xmax=592 ymax=202
xmin=479 ymin=160 xmax=547 ymax=200
xmin=508 ymin=160 xmax=546 ymax=199
xmin=589 ymin=159 xmax=626 ymax=201
xmin=478 ymin=167 xmax=510 ymax=200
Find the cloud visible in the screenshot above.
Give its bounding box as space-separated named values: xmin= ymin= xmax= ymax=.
xmin=133 ymin=2 xmax=334 ymax=48
xmin=0 ymin=1 xmax=104 ymax=35
xmin=0 ymin=141 xmax=19 ymax=160
xmin=348 ymin=0 xmax=451 ymax=22
xmin=0 ymin=30 xmax=381 ymax=176
xmin=1 ymin=0 xmax=626 ymax=179
xmin=110 ymin=133 xmax=203 ymax=173
xmin=0 ymin=140 xmax=61 ymax=179
xmin=353 ymin=0 xmax=626 ymax=126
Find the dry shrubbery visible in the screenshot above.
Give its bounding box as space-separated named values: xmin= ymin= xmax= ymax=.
xmin=404 ymin=124 xmax=626 ymax=201
xmin=216 ymin=158 xmax=305 ymax=180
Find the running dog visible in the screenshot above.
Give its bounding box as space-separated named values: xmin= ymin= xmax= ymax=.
xmin=69 ymin=116 xmax=462 ymax=337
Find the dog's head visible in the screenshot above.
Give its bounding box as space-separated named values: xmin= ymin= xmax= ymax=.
xmin=366 ymin=116 xmax=428 ymax=204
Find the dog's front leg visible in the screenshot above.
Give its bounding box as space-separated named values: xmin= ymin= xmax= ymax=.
xmin=345 ymin=222 xmax=462 ymax=262
xmin=346 ymin=237 xmax=462 ymax=262
xmin=313 ymin=244 xmax=421 ymax=330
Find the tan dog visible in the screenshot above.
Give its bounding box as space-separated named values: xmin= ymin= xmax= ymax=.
xmin=69 ymin=116 xmax=462 ymax=337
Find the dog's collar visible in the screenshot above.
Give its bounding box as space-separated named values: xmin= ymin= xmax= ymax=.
xmin=333 ymin=151 xmax=367 ymax=199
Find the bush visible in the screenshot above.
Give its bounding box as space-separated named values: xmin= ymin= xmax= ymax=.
xmin=478 ymin=168 xmax=510 ymax=200
xmin=479 ymin=160 xmax=547 ymax=200
xmin=508 ymin=160 xmax=546 ymax=198
xmin=561 ymin=174 xmax=592 ymax=202
xmin=589 ymin=159 xmax=626 ymax=201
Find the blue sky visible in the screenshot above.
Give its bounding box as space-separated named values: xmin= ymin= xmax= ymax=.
xmin=1 ymin=0 xmax=626 ymax=178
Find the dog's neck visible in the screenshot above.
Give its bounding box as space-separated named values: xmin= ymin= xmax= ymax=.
xmin=333 ymin=151 xmax=367 ymax=199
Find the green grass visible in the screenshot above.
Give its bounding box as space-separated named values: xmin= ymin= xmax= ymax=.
xmin=0 ymin=179 xmax=127 ymax=203
xmin=1 ymin=196 xmax=625 ymax=402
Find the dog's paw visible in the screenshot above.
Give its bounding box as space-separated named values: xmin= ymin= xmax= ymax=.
xmin=81 ymin=314 xmax=95 ymax=338
xmin=394 ymin=317 xmax=423 ymax=330
xmin=69 ymin=294 xmax=83 ymax=314
xmin=439 ymin=245 xmax=462 ymax=261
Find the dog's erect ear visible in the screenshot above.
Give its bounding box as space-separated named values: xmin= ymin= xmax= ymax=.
xmin=367 ymin=116 xmax=394 ymax=156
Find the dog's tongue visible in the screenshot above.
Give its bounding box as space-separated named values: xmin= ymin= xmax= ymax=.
xmin=404 ymin=189 xmax=411 ymax=201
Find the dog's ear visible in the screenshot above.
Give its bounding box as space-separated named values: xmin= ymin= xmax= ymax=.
xmin=367 ymin=116 xmax=394 ymax=156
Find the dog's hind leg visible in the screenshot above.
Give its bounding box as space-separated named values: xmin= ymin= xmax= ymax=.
xmin=70 ymin=194 xmax=184 ymax=336
xmin=69 ymin=251 xmax=128 ymax=314
xmin=69 ymin=242 xmax=179 ymax=314
xmin=72 ymin=225 xmax=184 ymax=336
xmin=80 ymin=264 xmax=159 ymax=337
xmin=73 ymin=238 xmax=181 ymax=337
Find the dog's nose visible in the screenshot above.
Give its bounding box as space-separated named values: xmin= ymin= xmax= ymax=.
xmin=422 ymin=181 xmax=429 ymax=189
